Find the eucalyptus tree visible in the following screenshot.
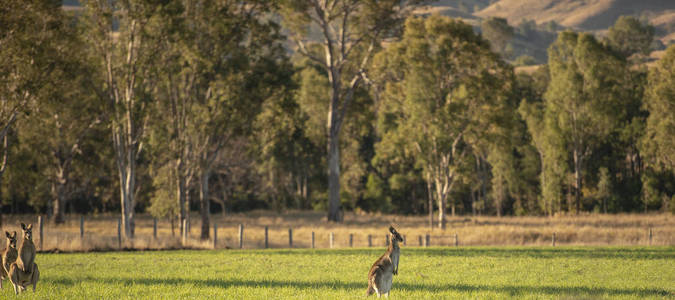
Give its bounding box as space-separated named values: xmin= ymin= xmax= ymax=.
xmin=640 ymin=45 xmax=675 ymax=210
xmin=279 ymin=0 xmax=423 ymax=222
xmin=0 ymin=0 xmax=65 ymax=185
xmin=82 ymin=0 xmax=170 ymax=238
xmin=545 ymin=31 xmax=629 ymax=213
xmin=642 ymin=45 xmax=675 ymax=170
xmin=151 ymin=0 xmax=290 ymax=240
xmin=373 ymin=16 xmax=513 ymax=228
xmin=606 ymin=16 xmax=654 ymax=58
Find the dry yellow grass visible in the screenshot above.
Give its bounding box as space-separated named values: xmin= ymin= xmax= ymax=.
xmin=475 ymin=0 xmax=675 ymax=31
xmin=1 ymin=211 xmax=673 ymax=251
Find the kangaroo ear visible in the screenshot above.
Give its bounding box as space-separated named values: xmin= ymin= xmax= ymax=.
xmin=12 ymin=231 xmax=16 ymax=238
xmin=27 ymin=224 xmax=32 ymax=230
xmin=21 ymin=223 xmax=26 ymax=230
xmin=5 ymin=231 xmax=9 ymax=238
xmin=389 ymin=226 xmax=396 ymax=234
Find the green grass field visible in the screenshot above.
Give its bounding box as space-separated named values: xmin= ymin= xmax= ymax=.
xmin=4 ymin=247 xmax=673 ymax=299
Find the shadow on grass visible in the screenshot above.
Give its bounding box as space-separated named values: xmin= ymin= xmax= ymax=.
xmin=268 ymin=247 xmax=675 ymax=260
xmin=49 ymin=276 xmax=672 ymax=298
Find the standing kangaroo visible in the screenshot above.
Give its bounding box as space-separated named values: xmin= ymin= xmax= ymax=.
xmin=1 ymin=231 xmax=18 ymax=288
xmin=367 ymin=226 xmax=403 ymax=298
xmin=9 ymin=224 xmax=39 ymax=294
xmin=16 ymin=223 xmax=35 ymax=273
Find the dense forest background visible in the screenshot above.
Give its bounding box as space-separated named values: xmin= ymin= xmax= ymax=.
xmin=1 ymin=0 xmax=674 ymax=237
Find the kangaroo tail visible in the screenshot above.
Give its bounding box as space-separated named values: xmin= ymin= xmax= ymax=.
xmin=366 ymin=284 xmax=374 ymax=296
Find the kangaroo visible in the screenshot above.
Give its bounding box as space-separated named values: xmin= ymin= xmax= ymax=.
xmin=366 ymin=226 xmax=403 ymax=298
xmin=8 ymin=261 xmax=39 ymax=294
xmin=16 ymin=223 xmax=35 ymax=274
xmin=1 ymin=231 xmax=18 ymax=288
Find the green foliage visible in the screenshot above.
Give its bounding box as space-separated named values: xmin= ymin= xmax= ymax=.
xmin=513 ymin=55 xmax=536 ymax=66
xmin=642 ymin=45 xmax=675 ymax=170
xmin=481 ymin=17 xmax=515 ymax=55
xmin=373 ymin=15 xmax=515 ymax=219
xmin=606 ymin=16 xmax=655 ymax=58
xmin=544 ymin=31 xmax=630 ymax=213
xmin=14 ymin=247 xmax=675 ymax=298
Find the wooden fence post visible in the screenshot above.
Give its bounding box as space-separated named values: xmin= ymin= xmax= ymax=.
xmin=329 ymin=232 xmax=334 ymax=249
xmin=402 ymin=235 xmax=406 ymax=246
xmin=368 ymin=234 xmax=372 ymax=247
xmin=265 ymin=226 xmax=269 ymax=249
xmin=117 ymin=218 xmax=122 ymax=249
xmin=349 ymin=234 xmax=353 ymax=247
xmin=418 ymin=235 xmax=423 ymax=246
xmin=182 ymin=219 xmax=188 ymax=245
xmin=311 ymin=231 xmax=315 ymax=249
xmin=153 ymin=218 xmax=158 ymax=240
xmin=385 ymin=235 xmax=389 ymax=246
xmin=289 ymin=228 xmax=293 ymax=248
xmin=425 ymin=234 xmax=430 ymax=247
xmin=649 ymin=228 xmax=653 ymax=246
xmin=80 ymin=216 xmax=85 ymax=240
xmin=38 ymin=216 xmax=43 ymax=251
xmin=213 ymin=223 xmax=218 ymax=249
xmin=454 ymin=233 xmax=458 ymax=247
xmin=552 ymin=232 xmax=556 ymax=247
xmin=238 ymin=224 xmax=244 ymax=249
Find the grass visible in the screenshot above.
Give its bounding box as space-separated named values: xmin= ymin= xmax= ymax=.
xmin=3 ymin=246 xmax=673 ymax=299
xmin=2 ymin=212 xmax=673 ymax=251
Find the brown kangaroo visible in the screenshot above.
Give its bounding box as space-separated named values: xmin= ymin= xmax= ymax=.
xmin=367 ymin=226 xmax=403 ymax=298
xmin=9 ymin=224 xmax=38 ymax=294
xmin=16 ymin=223 xmax=35 ymax=273
xmin=1 ymin=231 xmax=18 ymax=289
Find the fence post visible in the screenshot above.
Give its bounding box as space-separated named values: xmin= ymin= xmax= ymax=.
xmin=238 ymin=224 xmax=244 ymax=249
xmin=265 ymin=226 xmax=269 ymax=249
xmin=80 ymin=215 xmax=85 ymax=240
xmin=368 ymin=234 xmax=372 ymax=247
xmin=552 ymin=232 xmax=556 ymax=247
xmin=311 ymin=231 xmax=315 ymax=249
xmin=153 ymin=218 xmax=158 ymax=240
xmin=117 ymin=218 xmax=122 ymax=249
xmin=213 ymin=223 xmax=218 ymax=249
xmin=289 ymin=228 xmax=293 ymax=248
xmin=38 ymin=216 xmax=43 ymax=251
xmin=402 ymin=235 xmax=406 ymax=246
xmin=182 ymin=219 xmax=188 ymax=245
xmin=425 ymin=234 xmax=430 ymax=247
xmin=349 ymin=234 xmax=353 ymax=247
xmin=385 ymin=235 xmax=389 ymax=246
xmin=418 ymin=235 xmax=423 ymax=246
xmin=329 ymin=232 xmax=334 ymax=249
xmin=454 ymin=233 xmax=459 ymax=247
xmin=649 ymin=228 xmax=653 ymax=246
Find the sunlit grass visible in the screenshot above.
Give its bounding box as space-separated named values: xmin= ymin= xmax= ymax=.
xmin=3 ymin=246 xmax=673 ymax=299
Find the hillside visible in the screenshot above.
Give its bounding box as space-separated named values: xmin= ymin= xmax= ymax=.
xmin=473 ymin=0 xmax=675 ymax=43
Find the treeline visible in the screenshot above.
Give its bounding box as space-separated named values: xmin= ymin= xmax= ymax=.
xmin=1 ymin=1 xmax=673 ymax=236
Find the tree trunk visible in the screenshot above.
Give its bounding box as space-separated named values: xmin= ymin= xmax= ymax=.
xmin=426 ymin=177 xmax=433 ymax=229
xmin=436 ymin=179 xmax=446 ymax=229
xmin=117 ymin=150 xmax=136 ymax=239
xmin=176 ymin=160 xmax=186 ymax=235
xmin=199 ymin=168 xmax=210 ymax=240
xmin=52 ymin=177 xmax=67 ymax=224
xmin=573 ymin=149 xmax=582 ymax=214
xmin=438 ymin=193 xmax=446 ymax=230
xmin=327 ymin=122 xmax=341 ymax=222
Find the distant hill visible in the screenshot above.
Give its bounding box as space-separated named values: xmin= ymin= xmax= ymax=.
xmin=473 ymin=0 xmax=675 ymax=44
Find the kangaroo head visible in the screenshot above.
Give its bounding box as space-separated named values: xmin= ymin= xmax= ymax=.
xmin=5 ymin=231 xmax=17 ymax=248
xmin=21 ymin=223 xmax=33 ymax=241
xmin=389 ymin=226 xmax=403 ymax=243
